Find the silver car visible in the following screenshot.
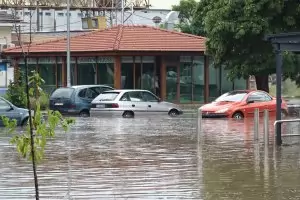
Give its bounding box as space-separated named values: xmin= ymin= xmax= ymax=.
xmin=90 ymin=89 xmax=183 ymax=118
xmin=0 ymin=97 xmax=29 ymax=126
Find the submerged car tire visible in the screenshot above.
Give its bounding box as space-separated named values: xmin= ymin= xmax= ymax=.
xmin=21 ymin=117 xmax=29 ymax=126
xmin=232 ymin=112 xmax=244 ymax=119
xmin=79 ymin=110 xmax=90 ymax=117
xmin=168 ymin=109 xmax=179 ymax=117
xmin=123 ymin=111 xmax=134 ymax=118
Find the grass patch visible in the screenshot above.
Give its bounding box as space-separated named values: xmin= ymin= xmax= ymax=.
xmin=270 ymin=79 xmax=300 ymax=97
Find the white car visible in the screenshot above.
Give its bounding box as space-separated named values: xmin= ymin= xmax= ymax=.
xmin=90 ymin=89 xmax=183 ymax=118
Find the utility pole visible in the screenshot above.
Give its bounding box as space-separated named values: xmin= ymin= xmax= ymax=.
xmin=36 ymin=0 xmax=40 ymax=32
xmin=66 ymin=0 xmax=71 ymax=87
xmin=121 ymin=0 xmax=124 ymax=24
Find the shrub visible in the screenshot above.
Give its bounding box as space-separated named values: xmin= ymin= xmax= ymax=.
xmin=4 ymin=80 xmax=27 ymax=108
xmin=29 ymin=93 xmax=49 ymax=111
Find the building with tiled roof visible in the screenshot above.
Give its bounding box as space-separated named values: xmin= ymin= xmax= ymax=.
xmin=3 ymin=25 xmax=248 ymax=103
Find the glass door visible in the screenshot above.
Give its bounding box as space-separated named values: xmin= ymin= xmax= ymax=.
xmin=166 ymin=65 xmax=179 ymax=102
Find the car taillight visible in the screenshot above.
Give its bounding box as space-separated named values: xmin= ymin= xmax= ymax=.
xmin=111 ymin=103 xmax=119 ymax=108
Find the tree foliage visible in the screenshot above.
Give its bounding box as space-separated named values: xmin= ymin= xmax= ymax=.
xmin=1 ymin=71 xmax=75 ymax=162
xmin=173 ymin=0 xmax=300 ymax=92
xmin=172 ymin=0 xmax=203 ymax=35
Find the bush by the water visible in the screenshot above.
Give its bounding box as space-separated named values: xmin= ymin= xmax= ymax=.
xmin=30 ymin=93 xmax=49 ymax=110
xmin=4 ymin=71 xmax=49 ymax=110
xmin=4 ymin=80 xmax=27 ymax=108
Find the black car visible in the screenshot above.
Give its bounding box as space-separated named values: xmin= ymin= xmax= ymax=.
xmin=49 ymin=85 xmax=114 ymax=117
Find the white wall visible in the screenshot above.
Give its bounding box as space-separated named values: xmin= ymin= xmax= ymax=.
xmin=11 ymin=8 xmax=175 ymax=32
xmin=0 ymin=25 xmax=12 ymax=45
xmin=0 ymin=64 xmax=13 ymax=88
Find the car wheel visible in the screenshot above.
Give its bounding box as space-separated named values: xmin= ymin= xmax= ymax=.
xmin=232 ymin=112 xmax=244 ymax=119
xmin=168 ymin=109 xmax=179 ymax=117
xmin=123 ymin=111 xmax=134 ymax=118
xmin=79 ymin=110 xmax=90 ymax=117
xmin=21 ymin=117 xmax=29 ymax=126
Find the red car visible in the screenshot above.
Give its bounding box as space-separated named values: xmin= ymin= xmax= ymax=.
xmin=200 ymin=90 xmax=288 ymax=119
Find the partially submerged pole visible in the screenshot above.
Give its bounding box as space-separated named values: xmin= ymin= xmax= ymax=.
xmin=264 ymin=109 xmax=269 ymax=145
xmin=197 ymin=108 xmax=202 ymax=142
xmin=254 ymin=108 xmax=259 ymax=141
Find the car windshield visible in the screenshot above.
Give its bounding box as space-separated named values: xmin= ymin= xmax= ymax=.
xmin=214 ymin=91 xmax=248 ymax=102
xmin=93 ymin=92 xmax=120 ymax=101
xmin=51 ymin=88 xmax=74 ymax=99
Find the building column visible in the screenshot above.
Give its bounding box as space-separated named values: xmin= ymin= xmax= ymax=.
xmin=204 ymin=55 xmax=209 ymax=103
xmin=114 ymin=56 xmax=121 ymax=89
xmin=160 ymin=56 xmax=166 ymax=100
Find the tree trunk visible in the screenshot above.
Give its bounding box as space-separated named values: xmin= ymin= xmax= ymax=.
xmin=254 ymin=75 xmax=269 ymax=93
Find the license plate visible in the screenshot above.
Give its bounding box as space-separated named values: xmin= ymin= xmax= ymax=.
xmin=55 ymin=103 xmax=64 ymax=106
xmin=96 ymin=104 xmax=105 ymax=108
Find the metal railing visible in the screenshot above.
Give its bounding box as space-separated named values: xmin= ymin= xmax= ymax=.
xmin=274 ymin=119 xmax=300 ymax=137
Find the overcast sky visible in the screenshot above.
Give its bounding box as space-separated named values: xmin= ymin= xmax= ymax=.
xmin=150 ymin=0 xmax=180 ymax=9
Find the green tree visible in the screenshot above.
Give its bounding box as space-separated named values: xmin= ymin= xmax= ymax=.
xmin=1 ymin=69 xmax=74 ymax=199
xmin=172 ymin=0 xmax=204 ymax=35
xmin=201 ymin=0 xmax=300 ymax=92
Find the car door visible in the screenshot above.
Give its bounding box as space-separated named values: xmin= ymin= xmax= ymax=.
xmin=128 ymin=91 xmax=148 ymax=114
xmin=244 ymin=92 xmax=269 ymax=118
xmin=141 ymin=91 xmax=166 ymax=114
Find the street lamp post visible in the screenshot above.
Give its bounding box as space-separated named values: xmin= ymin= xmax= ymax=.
xmin=66 ymin=0 xmax=71 ymax=87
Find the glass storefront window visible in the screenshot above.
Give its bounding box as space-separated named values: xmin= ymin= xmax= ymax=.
xmin=121 ymin=56 xmax=155 ymax=91
xmin=193 ymin=56 xmax=204 ymax=103
xmin=97 ymin=57 xmax=114 ymax=87
xmin=77 ymin=57 xmax=96 ymax=85
xmin=180 ymin=56 xmax=192 ymax=103
xmin=18 ymin=58 xmax=37 ymax=82
xmin=166 ymin=66 xmax=178 ymax=102
xmin=121 ymin=57 xmax=134 ymax=89
xmin=234 ymin=78 xmax=247 ymax=90
xmin=221 ymin=66 xmax=234 ymax=94
xmin=38 ymin=57 xmax=56 ymax=93
xmin=141 ymin=62 xmax=155 ymax=93
xmin=209 ymin=57 xmax=221 ymax=101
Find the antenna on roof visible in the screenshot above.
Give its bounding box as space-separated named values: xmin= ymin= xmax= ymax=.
xmin=164 ymin=11 xmax=179 ymax=31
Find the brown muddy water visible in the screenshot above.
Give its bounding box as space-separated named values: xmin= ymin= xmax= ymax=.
xmin=0 ymin=115 xmax=300 ymax=200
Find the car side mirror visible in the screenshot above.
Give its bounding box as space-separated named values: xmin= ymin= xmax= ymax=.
xmin=158 ymin=98 xmax=162 ymax=102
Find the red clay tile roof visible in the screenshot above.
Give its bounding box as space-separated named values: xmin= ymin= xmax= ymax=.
xmin=4 ymin=25 xmax=206 ymax=54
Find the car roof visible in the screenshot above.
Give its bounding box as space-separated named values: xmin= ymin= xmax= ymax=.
xmin=54 ymin=85 xmax=113 ymax=90
xmin=71 ymin=85 xmax=113 ymax=89
xmin=227 ymin=89 xmax=268 ymax=93
xmin=104 ymin=89 xmax=152 ymax=93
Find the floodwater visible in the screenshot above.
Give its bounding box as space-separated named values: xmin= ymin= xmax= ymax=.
xmin=0 ymin=114 xmax=300 ymax=199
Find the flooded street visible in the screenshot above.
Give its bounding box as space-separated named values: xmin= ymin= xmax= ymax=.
xmin=0 ymin=115 xmax=300 ymax=199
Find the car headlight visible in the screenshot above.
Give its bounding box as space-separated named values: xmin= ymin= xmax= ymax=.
xmin=215 ymin=108 xmax=229 ymax=113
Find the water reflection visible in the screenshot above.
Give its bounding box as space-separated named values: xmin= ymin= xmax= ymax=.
xmin=0 ymin=115 xmax=299 ymax=199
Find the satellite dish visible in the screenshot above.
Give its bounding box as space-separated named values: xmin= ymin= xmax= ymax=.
xmin=165 ymin=11 xmax=179 ymax=23
xmin=164 ymin=11 xmax=179 ymax=30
